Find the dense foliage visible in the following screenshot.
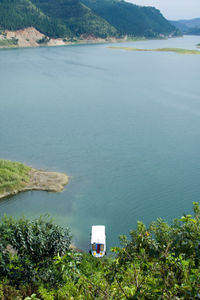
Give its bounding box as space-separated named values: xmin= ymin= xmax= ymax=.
xmin=0 ymin=160 xmax=30 ymax=194
xmin=0 ymin=0 xmax=67 ymax=37
xmin=0 ymin=0 xmax=179 ymax=39
xmin=0 ymin=0 xmax=117 ymax=38
xmin=81 ymin=0 xmax=180 ymax=38
xmin=0 ymin=215 xmax=71 ymax=297
xmin=1 ymin=203 xmax=200 ymax=298
xmin=31 ymin=0 xmax=118 ymax=38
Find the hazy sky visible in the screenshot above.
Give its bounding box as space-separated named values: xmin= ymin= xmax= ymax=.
xmin=127 ymin=0 xmax=200 ymax=20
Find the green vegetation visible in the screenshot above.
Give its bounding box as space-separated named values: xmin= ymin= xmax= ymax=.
xmin=0 ymin=37 xmax=18 ymax=47
xmin=0 ymin=0 xmax=117 ymax=39
xmin=1 ymin=203 xmax=200 ymax=298
xmin=109 ymin=46 xmax=200 ymax=55
xmin=0 ymin=0 xmax=67 ymax=38
xmin=0 ymin=160 xmax=30 ymax=194
xmin=81 ymin=0 xmax=180 ymax=38
xmin=0 ymin=0 xmax=179 ymax=40
xmin=31 ymin=0 xmax=118 ymax=38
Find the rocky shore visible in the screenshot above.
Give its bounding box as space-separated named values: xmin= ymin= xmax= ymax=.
xmin=0 ymin=27 xmax=129 ymax=49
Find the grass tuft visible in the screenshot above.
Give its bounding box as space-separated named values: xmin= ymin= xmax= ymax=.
xmin=0 ymin=160 xmax=30 ymax=194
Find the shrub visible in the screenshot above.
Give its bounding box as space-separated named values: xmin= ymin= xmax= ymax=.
xmin=0 ymin=215 xmax=71 ymax=284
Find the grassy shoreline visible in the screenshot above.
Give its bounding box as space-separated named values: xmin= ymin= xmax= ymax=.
xmin=0 ymin=160 xmax=30 ymax=195
xmin=108 ymin=46 xmax=200 ymax=55
xmin=0 ymin=159 xmax=68 ymax=199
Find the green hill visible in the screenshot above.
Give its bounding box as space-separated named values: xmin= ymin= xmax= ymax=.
xmin=81 ymin=0 xmax=180 ymax=37
xmin=31 ymin=0 xmax=118 ymax=37
xmin=0 ymin=0 xmax=180 ymax=40
xmin=0 ymin=0 xmax=68 ymax=37
xmin=0 ymin=0 xmax=117 ymax=38
xmin=170 ymin=18 xmax=200 ymax=35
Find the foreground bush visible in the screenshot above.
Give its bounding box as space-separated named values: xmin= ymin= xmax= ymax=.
xmin=1 ymin=203 xmax=200 ymax=299
xmin=0 ymin=215 xmax=71 ymax=286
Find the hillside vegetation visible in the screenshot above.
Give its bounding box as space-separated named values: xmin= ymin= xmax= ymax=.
xmin=31 ymin=0 xmax=118 ymax=38
xmin=0 ymin=0 xmax=179 ymax=39
xmin=1 ymin=203 xmax=200 ymax=299
xmin=0 ymin=0 xmax=117 ymax=38
xmin=81 ymin=0 xmax=179 ymax=37
xmin=0 ymin=0 xmax=67 ymax=37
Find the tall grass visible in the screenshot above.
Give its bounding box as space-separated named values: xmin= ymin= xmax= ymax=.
xmin=0 ymin=160 xmax=30 ymax=194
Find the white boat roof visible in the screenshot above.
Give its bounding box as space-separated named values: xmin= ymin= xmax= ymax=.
xmin=91 ymin=225 xmax=106 ymax=244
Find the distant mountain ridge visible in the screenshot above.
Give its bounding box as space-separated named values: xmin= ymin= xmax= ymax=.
xmin=170 ymin=18 xmax=200 ymax=35
xmin=0 ymin=0 xmax=179 ymax=39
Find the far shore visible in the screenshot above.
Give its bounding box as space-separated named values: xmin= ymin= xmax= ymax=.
xmin=0 ymin=36 xmax=145 ymax=50
xmin=0 ymin=27 xmax=183 ymax=50
xmin=0 ymin=168 xmax=69 ymax=200
xmin=0 ymin=27 xmax=147 ymax=50
xmin=0 ymin=27 xmax=186 ymax=51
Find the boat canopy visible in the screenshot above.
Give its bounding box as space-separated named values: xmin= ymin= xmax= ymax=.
xmin=91 ymin=225 xmax=106 ymax=245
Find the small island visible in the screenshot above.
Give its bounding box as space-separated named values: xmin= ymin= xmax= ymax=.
xmin=0 ymin=159 xmax=69 ymax=199
xmin=108 ymin=46 xmax=200 ymax=55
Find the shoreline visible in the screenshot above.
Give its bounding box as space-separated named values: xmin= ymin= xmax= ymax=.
xmin=0 ymin=26 xmax=178 ymax=50
xmin=0 ymin=27 xmax=138 ymax=49
xmin=0 ymin=168 xmax=69 ymax=200
xmin=0 ymin=36 xmax=145 ymax=50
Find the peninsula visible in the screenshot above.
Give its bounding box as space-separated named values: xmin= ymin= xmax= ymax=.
xmin=0 ymin=160 xmax=69 ymax=199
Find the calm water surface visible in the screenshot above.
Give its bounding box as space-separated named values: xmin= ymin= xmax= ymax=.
xmin=0 ymin=36 xmax=200 ymax=250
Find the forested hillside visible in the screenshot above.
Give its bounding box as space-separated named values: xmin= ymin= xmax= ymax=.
xmin=0 ymin=0 xmax=68 ymax=37
xmin=31 ymin=0 xmax=118 ymax=37
xmin=0 ymin=0 xmax=179 ymax=39
xmin=81 ymin=0 xmax=179 ymax=37
xmin=0 ymin=0 xmax=117 ymax=38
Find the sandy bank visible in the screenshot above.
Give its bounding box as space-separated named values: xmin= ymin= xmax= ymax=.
xmin=0 ymin=27 xmax=130 ymax=49
xmin=0 ymin=168 xmax=69 ymax=199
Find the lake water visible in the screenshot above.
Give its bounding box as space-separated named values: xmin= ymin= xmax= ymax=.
xmin=0 ymin=36 xmax=200 ymax=250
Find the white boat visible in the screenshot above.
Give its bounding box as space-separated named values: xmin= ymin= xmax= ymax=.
xmin=90 ymin=225 xmax=106 ymax=258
